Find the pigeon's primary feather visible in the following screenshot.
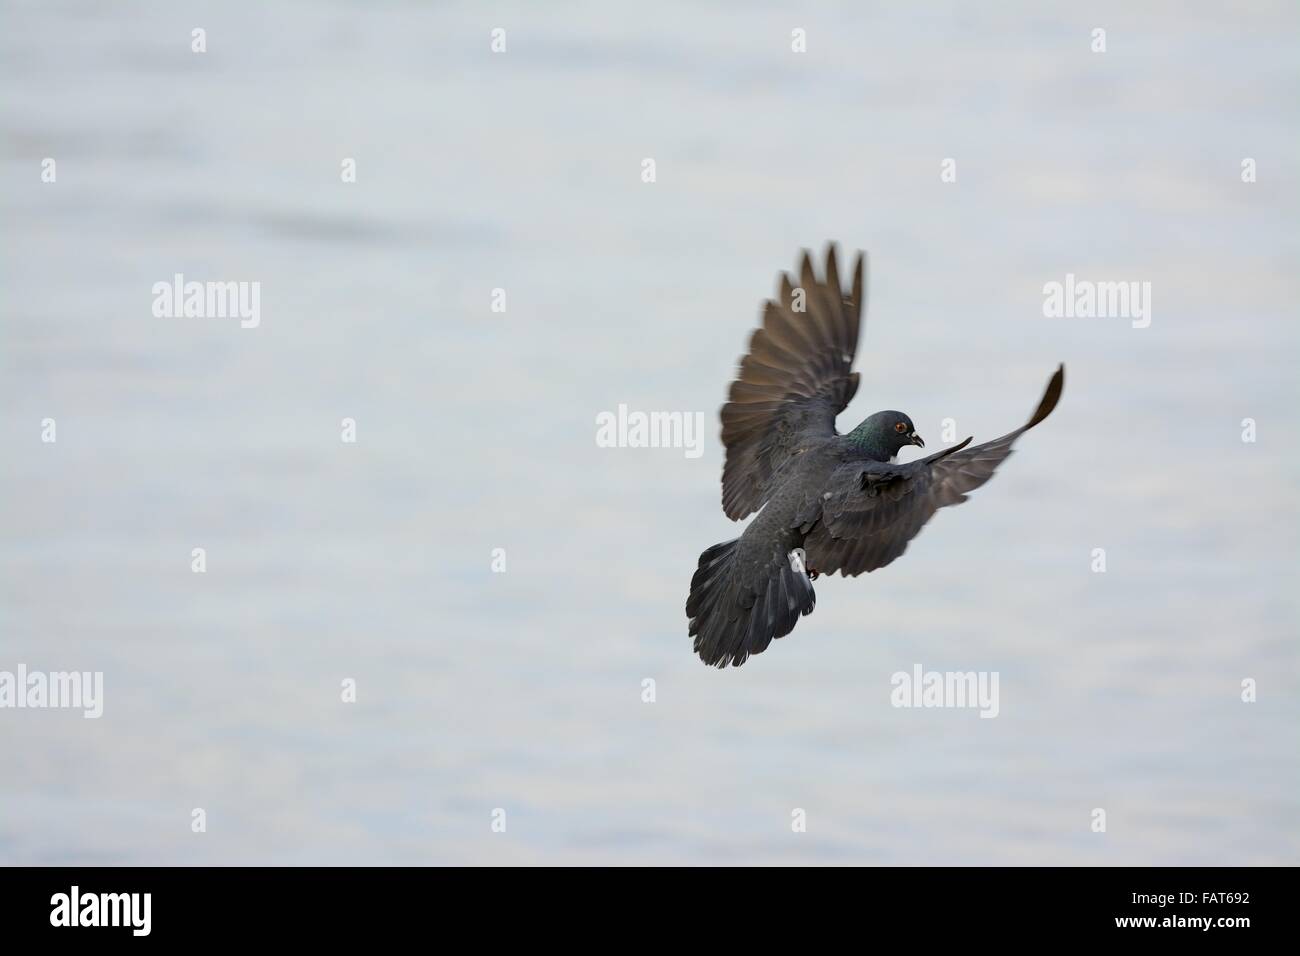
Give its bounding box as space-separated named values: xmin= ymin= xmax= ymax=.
xmin=719 ymin=246 xmax=865 ymax=521
xmin=687 ymin=245 xmax=1063 ymax=668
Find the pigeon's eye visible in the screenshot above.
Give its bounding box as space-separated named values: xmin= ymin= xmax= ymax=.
xmin=894 ymin=422 xmax=908 ymax=433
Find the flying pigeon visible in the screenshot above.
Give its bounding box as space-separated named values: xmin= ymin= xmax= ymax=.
xmin=686 ymin=245 xmax=1064 ymax=667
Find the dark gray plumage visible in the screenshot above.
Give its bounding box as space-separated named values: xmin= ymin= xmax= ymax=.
xmin=687 ymin=245 xmax=1064 ymax=668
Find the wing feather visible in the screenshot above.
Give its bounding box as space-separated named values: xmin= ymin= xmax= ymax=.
xmin=804 ymin=366 xmax=1064 ymax=576
xmin=719 ymin=245 xmax=867 ymax=520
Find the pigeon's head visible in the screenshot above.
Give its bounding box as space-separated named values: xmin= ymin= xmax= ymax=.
xmin=847 ymin=410 xmax=925 ymax=461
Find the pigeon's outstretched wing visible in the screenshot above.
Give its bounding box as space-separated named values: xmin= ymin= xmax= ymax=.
xmin=803 ymin=365 xmax=1064 ymax=576
xmin=719 ymin=246 xmax=866 ymax=520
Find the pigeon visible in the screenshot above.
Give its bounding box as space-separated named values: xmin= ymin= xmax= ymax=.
xmin=686 ymin=245 xmax=1064 ymax=668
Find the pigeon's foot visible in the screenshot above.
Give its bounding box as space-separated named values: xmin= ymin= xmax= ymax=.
xmin=807 ymin=567 xmax=821 ymax=581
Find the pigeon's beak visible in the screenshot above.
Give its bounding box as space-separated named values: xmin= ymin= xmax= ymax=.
xmin=910 ymin=433 xmax=925 ymax=448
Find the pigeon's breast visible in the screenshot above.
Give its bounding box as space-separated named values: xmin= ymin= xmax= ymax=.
xmin=760 ymin=445 xmax=842 ymax=526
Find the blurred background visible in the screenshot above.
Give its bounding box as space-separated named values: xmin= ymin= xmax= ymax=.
xmin=1 ymin=0 xmax=1296 ymax=865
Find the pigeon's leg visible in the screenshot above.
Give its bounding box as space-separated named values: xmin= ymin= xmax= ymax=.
xmin=807 ymin=566 xmax=820 ymax=581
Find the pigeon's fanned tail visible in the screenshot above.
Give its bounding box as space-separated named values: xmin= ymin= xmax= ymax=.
xmin=686 ymin=538 xmax=816 ymax=668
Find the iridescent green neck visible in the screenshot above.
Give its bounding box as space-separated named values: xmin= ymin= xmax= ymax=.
xmin=844 ymin=422 xmax=894 ymax=462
